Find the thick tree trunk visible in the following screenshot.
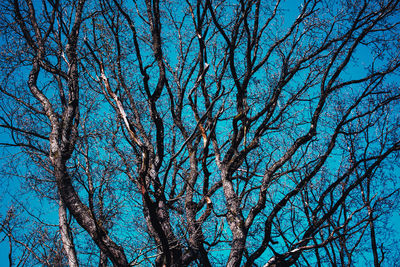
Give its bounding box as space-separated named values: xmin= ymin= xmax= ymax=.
xmin=53 ymin=157 xmax=129 ymax=266
xmin=59 ymin=198 xmax=79 ymax=267
xmin=185 ymin=153 xmax=211 ymax=266
xmin=99 ymin=251 xmax=108 ymax=267
xmin=142 ymin=193 xmax=183 ymax=267
xmin=221 ymin=169 xmax=247 ymax=267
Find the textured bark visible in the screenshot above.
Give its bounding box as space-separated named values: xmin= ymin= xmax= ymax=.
xmin=185 ymin=152 xmax=212 ymax=267
xmin=221 ymin=169 xmax=247 ymax=267
xmin=53 ymin=159 xmax=129 ymax=266
xmin=99 ymin=251 xmax=108 ymax=267
xmin=59 ymin=198 xmax=79 ymax=267
xmin=141 ymin=183 xmax=183 ymax=267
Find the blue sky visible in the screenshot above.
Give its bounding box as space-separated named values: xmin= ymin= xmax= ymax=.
xmin=1 ymin=0 xmax=400 ymax=266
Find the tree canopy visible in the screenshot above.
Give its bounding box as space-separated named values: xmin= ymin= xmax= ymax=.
xmin=1 ymin=0 xmax=400 ymax=266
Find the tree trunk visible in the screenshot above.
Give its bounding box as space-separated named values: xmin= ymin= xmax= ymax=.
xmin=59 ymin=197 xmax=79 ymax=267
xmin=53 ymin=157 xmax=129 ymax=266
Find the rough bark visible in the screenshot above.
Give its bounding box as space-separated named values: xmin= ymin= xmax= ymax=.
xmin=59 ymin=198 xmax=79 ymax=267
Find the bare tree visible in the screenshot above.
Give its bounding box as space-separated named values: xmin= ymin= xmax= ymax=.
xmin=1 ymin=0 xmax=400 ymax=266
